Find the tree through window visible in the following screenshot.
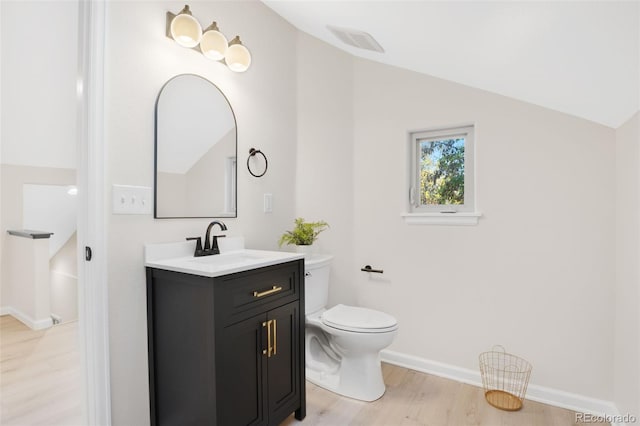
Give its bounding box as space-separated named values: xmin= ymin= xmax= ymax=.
xmin=420 ymin=138 xmax=465 ymax=205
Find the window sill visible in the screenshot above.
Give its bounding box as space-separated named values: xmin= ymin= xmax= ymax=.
xmin=401 ymin=212 xmax=482 ymax=226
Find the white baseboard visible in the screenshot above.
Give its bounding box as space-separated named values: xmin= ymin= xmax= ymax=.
xmin=0 ymin=306 xmax=53 ymax=330
xmin=381 ymin=350 xmax=624 ymax=425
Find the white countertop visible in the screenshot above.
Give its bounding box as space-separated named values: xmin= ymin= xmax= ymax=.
xmin=144 ymin=238 xmax=304 ymax=278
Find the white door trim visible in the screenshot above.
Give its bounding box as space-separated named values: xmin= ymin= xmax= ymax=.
xmin=77 ymin=0 xmax=111 ymax=424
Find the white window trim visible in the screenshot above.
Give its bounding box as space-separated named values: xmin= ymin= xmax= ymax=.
xmin=404 ymin=124 xmax=481 ymax=226
xmin=401 ymin=212 xmax=482 ymax=226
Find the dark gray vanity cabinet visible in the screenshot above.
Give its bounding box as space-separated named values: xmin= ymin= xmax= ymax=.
xmin=146 ymin=260 xmax=306 ymax=426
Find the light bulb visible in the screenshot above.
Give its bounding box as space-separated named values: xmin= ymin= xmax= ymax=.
xmin=225 ymin=37 xmax=251 ymax=73
xmin=200 ymin=23 xmax=228 ymax=61
xmin=170 ymin=6 xmax=202 ymax=48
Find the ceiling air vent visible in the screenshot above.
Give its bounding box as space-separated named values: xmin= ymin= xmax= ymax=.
xmin=327 ymin=25 xmax=384 ymax=53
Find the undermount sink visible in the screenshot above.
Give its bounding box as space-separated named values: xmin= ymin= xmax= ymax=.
xmin=144 ymin=237 xmax=303 ymax=277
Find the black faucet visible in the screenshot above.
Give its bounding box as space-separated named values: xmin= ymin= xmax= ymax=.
xmin=204 ymin=221 xmax=227 ymax=254
xmin=186 ymin=220 xmax=228 ymax=257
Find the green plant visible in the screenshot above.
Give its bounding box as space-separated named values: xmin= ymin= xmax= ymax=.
xmin=278 ymin=218 xmax=329 ymax=247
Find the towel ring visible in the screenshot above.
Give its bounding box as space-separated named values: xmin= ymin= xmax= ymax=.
xmin=247 ymin=148 xmax=268 ymax=178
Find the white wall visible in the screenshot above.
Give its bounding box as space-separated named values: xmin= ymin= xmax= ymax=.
xmin=0 ymin=1 xmax=77 ymax=169
xmin=5 ymin=235 xmax=51 ymax=329
xmin=295 ymin=33 xmax=356 ymax=306
xmin=350 ymin=59 xmax=616 ymax=400
xmin=614 ymin=111 xmax=640 ymax=418
xmin=104 ymin=1 xmax=298 ymax=423
xmin=50 ymin=232 xmax=78 ymax=324
xmin=23 ymin=184 xmax=78 ymax=257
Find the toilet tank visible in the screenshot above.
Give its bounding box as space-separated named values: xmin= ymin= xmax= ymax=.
xmin=304 ymin=254 xmax=333 ymax=315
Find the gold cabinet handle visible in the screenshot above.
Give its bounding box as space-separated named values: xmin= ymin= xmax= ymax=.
xmin=261 ymin=319 xmax=277 ymax=357
xmin=272 ymin=319 xmax=277 ymax=356
xmin=263 ymin=320 xmax=274 ymax=357
xmin=267 ymin=320 xmax=273 ymax=357
xmin=253 ymin=285 xmax=283 ymax=298
xmin=262 ymin=321 xmax=269 ymax=356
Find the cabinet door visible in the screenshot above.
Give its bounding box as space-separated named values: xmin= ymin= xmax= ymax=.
xmin=266 ymin=301 xmax=301 ymax=424
xmin=147 ymin=272 xmax=216 ymax=426
xmin=217 ymin=313 xmax=268 ymax=426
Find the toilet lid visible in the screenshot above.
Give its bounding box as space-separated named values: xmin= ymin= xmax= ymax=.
xmin=321 ymin=304 xmax=398 ymax=333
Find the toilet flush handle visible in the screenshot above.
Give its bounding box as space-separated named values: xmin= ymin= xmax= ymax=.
xmin=361 ymin=265 xmax=384 ymax=274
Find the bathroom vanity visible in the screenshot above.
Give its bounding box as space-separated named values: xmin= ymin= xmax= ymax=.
xmin=145 ymin=242 xmax=305 ymax=426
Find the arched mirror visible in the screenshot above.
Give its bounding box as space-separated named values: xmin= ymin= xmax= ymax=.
xmin=155 ymin=74 xmax=237 ymax=218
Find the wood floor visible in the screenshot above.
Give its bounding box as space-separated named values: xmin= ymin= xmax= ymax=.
xmin=0 ymin=315 xmax=83 ymax=426
xmin=1 ymin=313 xmax=607 ymax=426
xmin=283 ymin=363 xmax=609 ymax=426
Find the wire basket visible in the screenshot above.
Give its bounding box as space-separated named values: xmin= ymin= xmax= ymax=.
xmin=479 ymin=345 xmax=532 ymax=411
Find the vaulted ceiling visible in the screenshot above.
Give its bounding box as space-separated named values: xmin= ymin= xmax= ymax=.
xmin=263 ymin=1 xmax=639 ymax=128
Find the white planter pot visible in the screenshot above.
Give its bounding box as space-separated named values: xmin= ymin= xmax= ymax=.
xmin=295 ymin=244 xmax=314 ymax=255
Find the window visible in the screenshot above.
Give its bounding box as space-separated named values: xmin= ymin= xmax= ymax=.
xmin=407 ymin=125 xmax=478 ymax=222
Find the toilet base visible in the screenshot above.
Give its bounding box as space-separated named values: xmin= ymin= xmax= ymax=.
xmin=305 ymin=354 xmax=386 ymax=402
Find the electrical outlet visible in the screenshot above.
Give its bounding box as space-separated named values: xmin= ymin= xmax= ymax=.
xmin=112 ymin=184 xmax=153 ymax=215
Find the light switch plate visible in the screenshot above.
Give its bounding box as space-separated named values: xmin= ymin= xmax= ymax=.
xmin=264 ymin=193 xmax=273 ymax=213
xmin=112 ymin=184 xmax=153 ymax=215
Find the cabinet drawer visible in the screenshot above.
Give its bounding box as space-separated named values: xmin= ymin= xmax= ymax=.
xmin=217 ymin=261 xmax=300 ymax=320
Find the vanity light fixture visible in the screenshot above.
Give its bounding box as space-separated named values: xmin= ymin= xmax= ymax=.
xmin=166 ymin=5 xmax=252 ymax=73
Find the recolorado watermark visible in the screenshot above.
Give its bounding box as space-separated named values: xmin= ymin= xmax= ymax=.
xmin=575 ymin=412 xmax=637 ymax=424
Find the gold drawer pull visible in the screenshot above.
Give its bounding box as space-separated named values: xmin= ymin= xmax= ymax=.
xmin=253 ymin=285 xmax=283 ymax=298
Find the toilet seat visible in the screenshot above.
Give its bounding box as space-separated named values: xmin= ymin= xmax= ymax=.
xmin=321 ymin=304 xmax=398 ymax=333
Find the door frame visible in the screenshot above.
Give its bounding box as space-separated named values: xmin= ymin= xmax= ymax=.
xmin=77 ymin=0 xmax=111 ymax=424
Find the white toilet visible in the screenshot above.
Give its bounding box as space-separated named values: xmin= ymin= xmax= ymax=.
xmin=304 ymin=254 xmax=398 ymax=402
